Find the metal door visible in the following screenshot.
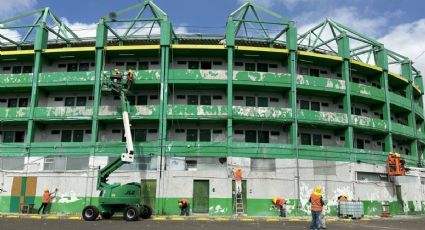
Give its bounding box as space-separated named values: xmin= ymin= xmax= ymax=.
xmin=141 ymin=179 xmax=157 ymax=211
xmin=193 ymin=180 xmax=209 ymax=213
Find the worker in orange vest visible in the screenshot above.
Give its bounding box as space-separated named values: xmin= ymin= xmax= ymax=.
xmin=234 ymin=168 xmax=242 ymax=194
xmin=309 ymin=186 xmax=325 ymax=230
xmin=272 ymin=197 xmax=286 ymax=217
xmin=127 ymin=69 xmax=134 ymax=89
xmin=37 ymin=188 xmax=57 ymax=214
xmin=178 ymin=199 xmax=190 ymax=216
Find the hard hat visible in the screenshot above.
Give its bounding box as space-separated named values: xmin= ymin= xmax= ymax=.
xmin=236 ymin=168 xmax=241 ymax=172
xmin=44 ymin=188 xmax=49 ymax=192
xmin=313 ymin=186 xmax=322 ymax=196
xmin=272 ymin=197 xmax=277 ymax=203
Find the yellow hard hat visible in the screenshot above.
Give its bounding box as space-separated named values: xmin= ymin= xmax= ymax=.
xmin=272 ymin=197 xmax=277 ymax=203
xmin=395 ymin=153 xmax=400 ymax=157
xmin=313 ymin=186 xmax=322 ymax=196
xmin=44 ymin=188 xmax=49 ymax=192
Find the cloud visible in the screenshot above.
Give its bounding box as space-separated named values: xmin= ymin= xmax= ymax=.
xmin=236 ymin=0 xmax=319 ymax=9
xmin=0 ymin=0 xmax=37 ymax=19
xmin=0 ymin=28 xmax=21 ymax=44
xmin=379 ymin=18 xmax=425 ymax=74
xmin=60 ymin=18 xmax=97 ymax=39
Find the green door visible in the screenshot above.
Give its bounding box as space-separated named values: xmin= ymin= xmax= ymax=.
xmin=193 ymin=180 xmax=209 ymax=213
xmin=232 ymin=180 xmax=247 ymax=214
xmin=141 ymin=180 xmax=156 ymax=211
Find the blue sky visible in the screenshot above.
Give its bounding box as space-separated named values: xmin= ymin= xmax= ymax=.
xmin=1 ymin=0 xmax=425 ymax=73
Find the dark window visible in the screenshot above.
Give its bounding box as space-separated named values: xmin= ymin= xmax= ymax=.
xmin=200 ymin=95 xmax=211 ymax=105
xmin=199 ymin=129 xmax=211 ymax=142
xmin=187 ymin=95 xmax=198 ymax=105
xmin=150 ymin=61 xmax=159 ymax=65
xmin=321 ymin=102 xmax=329 ymax=107
xmin=148 ymin=129 xmax=157 ymax=133
xmin=91 ymin=63 xmax=95 ymax=67
xmin=176 ymin=129 xmax=185 ymax=133
xmin=113 ymin=95 xmax=120 ymax=100
xmin=234 ymin=62 xmax=244 ymax=66
xmin=112 ymin=129 xmax=121 ymax=133
xmin=65 ymin=97 xmax=75 ymax=107
xmin=188 ymin=61 xmax=199 ymax=69
xmin=300 ymin=100 xmax=309 ymax=110
xmin=2 ymin=66 xmax=11 ymax=71
xmin=85 ymin=130 xmax=91 ymax=134
xmin=269 ymin=64 xmax=278 ymax=68
xmin=3 ymin=131 xmax=14 ymax=143
xmin=0 ymin=99 xmax=6 ymax=103
xmin=7 ymin=98 xmax=18 ymax=108
xmin=176 ymin=95 xmax=186 ymax=99
xmin=213 ymin=130 xmax=223 ymax=134
xmin=234 ymin=96 xmax=243 ymax=100
xmin=22 ymin=66 xmax=32 ymax=73
xmin=212 ymin=95 xmax=222 ymax=100
xmin=73 ymin=130 xmax=84 ymax=142
xmin=149 ymin=95 xmax=158 ymax=100
xmin=354 ymin=108 xmax=361 ymax=115
xmin=270 ymin=98 xmax=279 ymax=102
xmin=323 ymin=135 xmax=331 ymax=139
xmin=51 ymin=130 xmax=61 ymax=135
xmin=14 ymin=131 xmax=25 ymax=143
xmin=361 ymin=109 xmax=368 ymax=114
xmin=338 ymin=105 xmax=343 ymax=109
xmin=270 ymin=131 xmax=280 ymax=136
xmin=365 ymin=140 xmax=370 ymax=144
xmin=320 ymin=70 xmax=328 ymax=74
xmin=126 ymin=62 xmax=137 ymax=70
xmin=245 ymin=63 xmax=256 ymax=71
xmin=18 ymin=98 xmax=28 ymax=107
xmin=246 ymin=96 xmax=256 ymax=107
xmin=352 ymin=78 xmax=360 ymax=83
xmin=257 ymin=63 xmax=268 ymax=72
xmin=313 ymin=134 xmax=322 ymax=146
xmin=356 ymin=139 xmax=364 ymax=149
xmin=258 ymin=131 xmax=269 ymax=143
xmin=54 ymin=97 xmax=63 ymax=101
xmin=311 ymin=101 xmax=320 ymax=111
xmin=212 ymin=61 xmax=222 ymax=65
xmin=336 ymin=73 xmax=342 ymax=78
xmin=177 ymin=61 xmax=187 ymax=65
xmin=245 ymin=130 xmax=257 ymax=143
xmin=78 ymin=63 xmax=89 ymax=72
xmin=76 ymin=97 xmax=87 ymax=106
xmin=310 ymin=68 xmax=319 ymax=77
xmin=61 ymin=130 xmax=72 ymax=142
xmin=340 ymin=136 xmax=345 ymax=141
xmin=186 ymin=129 xmax=198 ymax=142
xmin=257 ymin=97 xmax=268 ymax=107
xmin=137 ymin=96 xmax=148 ymax=105
xmin=128 ymin=96 xmax=136 ymax=106
xmin=301 ymin=133 xmax=311 ymax=145
xmin=201 ymin=61 xmax=212 ymax=70
xmin=116 ymin=62 xmax=125 ymax=66
xmin=12 ymin=66 xmax=22 ymax=74
xmin=139 ymin=61 xmax=149 ymax=70
xmin=234 ymin=130 xmax=244 ymax=134
xmin=134 ymin=129 xmax=147 ymax=142
xmin=67 ymin=63 xmax=78 ymax=72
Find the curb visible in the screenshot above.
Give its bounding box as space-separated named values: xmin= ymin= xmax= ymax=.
xmin=0 ymin=214 xmax=373 ymax=222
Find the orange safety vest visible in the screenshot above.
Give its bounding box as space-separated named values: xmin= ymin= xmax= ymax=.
xmin=179 ymin=199 xmax=188 ymax=206
xmin=310 ymin=194 xmax=323 ymax=211
xmin=235 ymin=169 xmax=242 ymax=180
xmin=42 ymin=191 xmax=51 ymax=203
xmin=274 ymin=198 xmax=285 ymax=206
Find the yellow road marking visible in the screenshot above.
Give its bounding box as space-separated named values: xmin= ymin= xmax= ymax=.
xmin=342 ymin=219 xmax=352 ymax=222
xmin=152 ymin=217 xmax=166 ymax=220
xmin=67 ymin=216 xmax=81 ymax=220
xmin=266 ymin=218 xmax=280 ymax=222
xmin=170 ymin=217 xmax=185 ymax=221
xmin=215 ymin=217 xmax=229 ymax=221
xmin=6 ymin=215 xmax=20 ymax=219
xmin=45 ymin=216 xmax=60 ymax=220
xmin=288 ymin=218 xmax=302 ymax=222
xmin=30 ymin=215 xmax=42 ymax=219
xmin=240 ymin=218 xmax=255 ymax=221
xmin=196 ymin=217 xmax=210 ymax=221
xmin=327 ymin=218 xmax=338 ymax=222
xmin=361 ymin=218 xmax=371 ymax=221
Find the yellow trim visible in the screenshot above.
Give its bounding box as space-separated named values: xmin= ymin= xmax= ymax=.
xmin=413 ymin=84 xmax=421 ymax=94
xmin=30 ymin=215 xmax=42 ymax=219
xmin=105 ymin=45 xmax=160 ymax=51
xmin=350 ymin=60 xmax=382 ymax=72
xmin=215 ymin=217 xmax=230 ymax=221
xmin=298 ymin=51 xmax=342 ymax=61
xmin=388 ymin=72 xmax=408 ymax=83
xmin=43 ymin=47 xmax=95 ymax=53
xmin=195 ymin=217 xmax=210 ymax=221
xmin=45 ymin=216 xmax=60 ymax=220
xmin=236 ymin=46 xmax=288 ymax=54
xmin=172 ymin=44 xmax=225 ymax=50
xmin=152 ymin=217 xmax=166 ymax=220
xmin=0 ymin=50 xmax=34 ymax=56
xmin=240 ymin=218 xmax=255 ymax=221
xmin=67 ymin=216 xmax=81 ymax=220
xmin=170 ymin=217 xmax=185 ymax=221
xmin=5 ymin=215 xmax=20 ymax=219
xmin=266 ymin=218 xmax=280 ymax=222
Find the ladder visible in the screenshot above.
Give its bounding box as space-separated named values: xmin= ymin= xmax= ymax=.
xmin=234 ymin=192 xmax=244 ymax=215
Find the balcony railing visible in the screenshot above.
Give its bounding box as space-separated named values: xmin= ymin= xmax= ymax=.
xmin=169 ymin=69 xmax=227 ymax=84
xmin=98 ymin=105 xmax=160 ymax=119
xmin=0 ymin=73 xmax=32 ymax=88
xmin=297 ymin=75 xmax=345 ymax=93
xmin=298 ymin=110 xmax=348 ymax=125
xmin=39 ymin=71 xmax=95 ymax=86
xmin=0 ymin=107 xmax=30 ymax=120
xmin=351 ymin=115 xmax=387 ymax=131
xmin=234 ymin=71 xmax=290 ymax=87
xmin=351 ymin=82 xmax=385 ymax=101
xmin=168 ymin=105 xmax=227 ymax=119
xmin=232 ymin=106 xmax=292 ymax=121
xmin=389 ymin=92 xmax=411 ymax=110
xmin=391 ymin=122 xmax=415 ymax=137
xmin=34 ymin=106 xmax=93 ymax=120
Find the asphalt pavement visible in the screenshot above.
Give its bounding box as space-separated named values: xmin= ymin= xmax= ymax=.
xmin=0 ymin=216 xmax=424 ymax=230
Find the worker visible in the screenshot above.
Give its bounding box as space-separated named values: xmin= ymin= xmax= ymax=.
xmin=178 ymin=199 xmax=190 ymax=216
xmin=234 ymin=168 xmax=242 ymax=194
xmin=309 ymin=186 xmax=325 ymax=230
xmin=337 ymin=195 xmax=348 ymax=217
xmin=272 ymin=197 xmax=286 ymax=217
xmin=127 ymin=69 xmax=134 ymax=89
xmin=38 ymin=188 xmax=57 ymax=214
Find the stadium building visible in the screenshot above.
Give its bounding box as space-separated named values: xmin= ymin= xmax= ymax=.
xmin=0 ymin=1 xmax=424 ymax=216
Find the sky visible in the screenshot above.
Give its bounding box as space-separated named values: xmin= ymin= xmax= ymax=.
xmin=1 ymin=0 xmax=425 ymax=74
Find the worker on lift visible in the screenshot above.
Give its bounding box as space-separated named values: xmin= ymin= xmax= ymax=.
xmin=272 ymin=197 xmax=286 ymax=217
xmin=110 ymin=69 xmax=123 ymax=82
xmin=178 ymin=199 xmax=190 ymax=216
xmin=234 ymin=168 xmax=242 ymax=194
xmin=127 ymin=69 xmax=134 ymax=89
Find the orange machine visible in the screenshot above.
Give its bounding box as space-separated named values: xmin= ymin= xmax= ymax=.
xmin=387 ymin=152 xmax=406 ymax=176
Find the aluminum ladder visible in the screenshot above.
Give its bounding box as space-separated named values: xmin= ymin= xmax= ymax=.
xmin=234 ymin=192 xmax=244 ymax=215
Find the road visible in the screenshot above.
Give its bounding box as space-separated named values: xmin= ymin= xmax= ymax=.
xmin=0 ymin=216 xmax=424 ymax=230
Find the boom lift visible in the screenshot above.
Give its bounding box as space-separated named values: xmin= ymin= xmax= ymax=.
xmin=387 ymin=152 xmax=406 ymax=176
xmin=82 ymin=70 xmax=152 ymax=221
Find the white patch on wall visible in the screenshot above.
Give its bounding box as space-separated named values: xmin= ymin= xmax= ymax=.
xmin=56 ymin=191 xmax=80 ymax=204
xmin=209 ymin=205 xmax=227 ymax=214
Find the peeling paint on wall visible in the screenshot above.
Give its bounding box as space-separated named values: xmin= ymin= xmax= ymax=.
xmin=352 ymin=115 xmax=387 ymax=129
xmin=56 ymin=191 xmax=80 ymax=204
xmin=298 ymin=110 xmax=347 ymax=124
xmin=167 ymin=105 xmax=227 ymax=117
xmin=297 ymin=75 xmax=346 ymax=90
xmin=233 ymin=106 xmax=291 ymax=119
xmin=0 ymin=73 xmax=32 ymax=86
xmin=39 ymin=72 xmax=95 ymax=83
xmin=38 ymin=106 xmax=93 ymax=117
xmin=0 ymin=107 xmax=29 ymax=119
xmin=209 ymin=205 xmax=227 ymax=214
